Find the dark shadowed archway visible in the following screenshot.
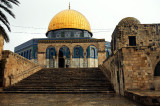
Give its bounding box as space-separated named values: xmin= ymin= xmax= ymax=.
xmin=154 ymin=61 xmax=160 ymax=76
xmin=58 ymin=46 xmax=70 ymax=68
xmin=59 ymin=50 xmax=65 ymax=68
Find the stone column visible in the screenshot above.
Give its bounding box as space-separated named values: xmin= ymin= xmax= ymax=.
xmin=53 ymin=56 xmax=56 ymax=68
xmin=56 ymin=53 xmax=59 ymax=68
xmin=46 ymin=58 xmax=49 ymax=68
xmin=63 ymin=56 xmax=66 ymax=68
xmin=70 ymin=52 xmax=72 ymax=68
xmin=83 ymin=50 xmax=87 ymax=68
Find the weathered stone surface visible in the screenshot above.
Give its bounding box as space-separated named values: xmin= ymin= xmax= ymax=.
xmin=0 ymin=35 xmax=4 ymax=60
xmin=1 ymin=50 xmax=43 ymax=87
xmin=100 ymin=23 xmax=160 ymax=95
xmin=3 ymin=68 xmax=115 ymax=93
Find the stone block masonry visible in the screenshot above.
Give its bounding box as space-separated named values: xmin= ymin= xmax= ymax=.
xmin=0 ymin=35 xmax=4 ymax=60
xmin=0 ymin=50 xmax=43 ymax=87
xmin=100 ymin=18 xmax=160 ymax=96
xmin=101 ymin=46 xmax=160 ymax=95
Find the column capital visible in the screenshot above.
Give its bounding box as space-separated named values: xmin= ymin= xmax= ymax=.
xmin=83 ymin=49 xmax=87 ymax=53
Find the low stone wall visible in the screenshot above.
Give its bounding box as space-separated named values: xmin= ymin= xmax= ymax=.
xmin=99 ymin=50 xmax=124 ymax=95
xmin=1 ymin=50 xmax=44 ymax=87
xmin=125 ymin=90 xmax=160 ymax=105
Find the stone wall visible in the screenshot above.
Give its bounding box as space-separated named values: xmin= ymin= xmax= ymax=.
xmin=100 ymin=49 xmax=124 ymax=95
xmin=0 ymin=35 xmax=4 ymax=60
xmin=122 ymin=47 xmax=153 ymax=91
xmin=101 ymin=46 xmax=160 ymax=95
xmin=0 ymin=50 xmax=43 ymax=87
xmin=111 ymin=24 xmax=160 ymax=54
xmin=101 ymin=21 xmax=160 ymax=95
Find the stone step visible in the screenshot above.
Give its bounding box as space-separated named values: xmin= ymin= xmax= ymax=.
xmin=23 ymin=77 xmax=108 ymax=80
xmin=14 ymin=84 xmax=111 ymax=87
xmin=17 ymin=80 xmax=109 ymax=83
xmin=5 ymin=86 xmax=113 ymax=89
xmin=1 ymin=90 xmax=115 ymax=94
xmin=3 ymin=68 xmax=114 ymax=93
xmin=4 ymin=88 xmax=113 ymax=91
xmin=26 ymin=74 xmax=105 ymax=77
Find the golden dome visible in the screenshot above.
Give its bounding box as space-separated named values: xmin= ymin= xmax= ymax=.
xmin=118 ymin=17 xmax=141 ymax=26
xmin=48 ymin=9 xmax=91 ymax=32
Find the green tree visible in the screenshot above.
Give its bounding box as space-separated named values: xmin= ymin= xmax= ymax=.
xmin=0 ymin=0 xmax=20 ymax=42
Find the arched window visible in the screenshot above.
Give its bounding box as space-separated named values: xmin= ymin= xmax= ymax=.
xmin=46 ymin=47 xmax=56 ymax=59
xmin=86 ymin=45 xmax=97 ymax=59
xmin=75 ymin=48 xmax=80 ymax=57
xmin=154 ymin=61 xmax=160 ymax=76
xmin=73 ymin=46 xmax=83 ymax=58
xmin=46 ymin=47 xmax=56 ymax=68
xmin=91 ymin=48 xmax=95 ymax=58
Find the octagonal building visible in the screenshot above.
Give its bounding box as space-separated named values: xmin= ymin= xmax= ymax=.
xmin=14 ymin=8 xmax=107 ymax=68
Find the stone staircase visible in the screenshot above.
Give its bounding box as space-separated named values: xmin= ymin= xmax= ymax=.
xmin=3 ymin=68 xmax=114 ymax=93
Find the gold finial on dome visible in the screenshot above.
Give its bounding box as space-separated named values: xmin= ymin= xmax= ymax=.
xmin=69 ymin=2 xmax=70 ymax=9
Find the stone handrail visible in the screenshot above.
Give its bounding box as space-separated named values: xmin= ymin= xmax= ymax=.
xmin=98 ymin=65 xmax=111 ymax=81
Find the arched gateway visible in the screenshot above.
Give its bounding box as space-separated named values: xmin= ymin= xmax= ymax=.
xmin=59 ymin=46 xmax=70 ymax=68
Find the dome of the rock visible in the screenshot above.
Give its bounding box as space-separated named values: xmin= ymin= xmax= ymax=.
xmin=47 ymin=9 xmax=91 ymax=33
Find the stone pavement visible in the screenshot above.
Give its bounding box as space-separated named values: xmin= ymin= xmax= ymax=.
xmin=125 ymin=90 xmax=160 ymax=105
xmin=0 ymin=93 xmax=139 ymax=106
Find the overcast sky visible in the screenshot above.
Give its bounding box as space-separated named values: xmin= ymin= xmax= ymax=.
xmin=3 ymin=0 xmax=160 ymax=51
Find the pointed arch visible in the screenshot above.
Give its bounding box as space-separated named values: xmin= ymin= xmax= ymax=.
xmin=59 ymin=46 xmax=70 ymax=68
xmin=46 ymin=46 xmax=56 ymax=59
xmin=73 ymin=45 xmax=84 ymax=58
xmin=72 ymin=45 xmax=84 ymax=68
xmin=46 ymin=46 xmax=56 ymax=68
xmin=86 ymin=45 xmax=97 ymax=59
xmin=59 ymin=46 xmax=70 ymax=58
xmin=86 ymin=45 xmax=98 ymax=67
